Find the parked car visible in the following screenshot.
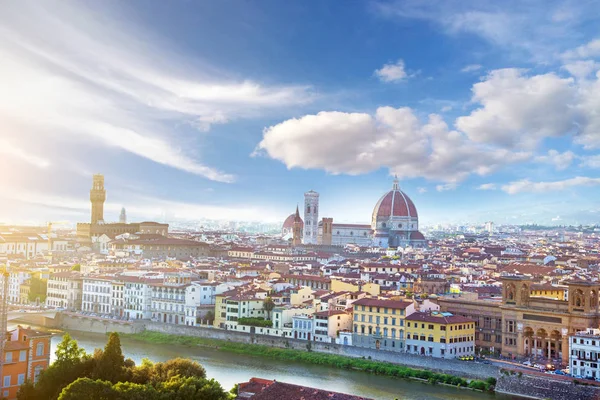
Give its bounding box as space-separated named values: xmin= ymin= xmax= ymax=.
xmin=522 ymin=360 xmax=532 ymax=366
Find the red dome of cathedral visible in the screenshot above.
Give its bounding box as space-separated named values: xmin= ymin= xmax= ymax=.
xmin=283 ymin=213 xmax=303 ymax=230
xmin=372 ymin=179 xmax=418 ymax=220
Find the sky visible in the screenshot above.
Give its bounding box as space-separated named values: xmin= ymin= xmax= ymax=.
xmin=1 ymin=0 xmax=600 ymax=226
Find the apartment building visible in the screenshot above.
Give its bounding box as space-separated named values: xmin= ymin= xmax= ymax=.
xmin=1 ymin=326 xmax=51 ymax=400
xmin=82 ymin=276 xmax=113 ymax=315
xmin=405 ymin=311 xmax=475 ymax=359
xmin=352 ymin=298 xmax=413 ymax=352
xmin=569 ymin=328 xmax=600 ymax=379
xmin=46 ymin=271 xmax=82 ymax=311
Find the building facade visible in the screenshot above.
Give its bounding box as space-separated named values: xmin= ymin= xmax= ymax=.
xmin=352 ymin=298 xmax=412 ymax=352
xmin=303 ymin=190 xmax=319 ymax=245
xmin=405 ymin=312 xmax=475 ymax=359
xmin=569 ymin=328 xmax=600 ymax=379
xmin=1 ymin=327 xmax=51 ymax=400
xmin=46 ymin=271 xmax=82 ymax=311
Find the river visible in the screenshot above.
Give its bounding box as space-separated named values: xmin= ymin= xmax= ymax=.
xmin=34 ymin=329 xmax=525 ymax=400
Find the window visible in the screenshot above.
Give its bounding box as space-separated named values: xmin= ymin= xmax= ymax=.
xmin=18 ymin=373 xmax=25 ymax=385
xmin=5 ymin=352 xmax=11 ymax=363
xmin=3 ymin=376 xmax=10 ymax=387
xmin=19 ymin=350 xmax=26 ymax=362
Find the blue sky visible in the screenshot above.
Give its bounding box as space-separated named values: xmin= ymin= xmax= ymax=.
xmin=1 ymin=0 xmax=600 ymax=226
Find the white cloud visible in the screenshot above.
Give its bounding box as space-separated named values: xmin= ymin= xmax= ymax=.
xmin=441 ymin=105 xmax=453 ymax=112
xmin=0 ymin=139 xmax=50 ymax=168
xmin=501 ymin=176 xmax=600 ymax=194
xmin=417 ymin=187 xmax=427 ymax=194
xmin=534 ymin=149 xmax=576 ymax=171
xmin=461 ymin=64 xmax=482 ymax=73
xmin=478 ymin=183 xmax=497 ymax=190
xmin=580 ymin=154 xmax=600 ymax=168
xmin=0 ymin=2 xmax=313 ymax=182
xmin=256 ymin=107 xmax=530 ymax=182
xmin=436 ymin=183 xmax=457 ymax=192
xmin=375 ymin=0 xmax=599 ymax=59
xmin=561 ymin=38 xmax=600 ymax=59
xmin=562 ymin=60 xmax=599 ymax=80
xmin=375 ymin=59 xmax=408 ymax=82
xmin=455 ymin=69 xmax=577 ymax=149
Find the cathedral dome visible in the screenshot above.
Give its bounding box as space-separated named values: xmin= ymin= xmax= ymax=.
xmin=372 ymin=179 xmax=418 ymax=221
xmin=283 ymin=213 xmax=303 ymax=230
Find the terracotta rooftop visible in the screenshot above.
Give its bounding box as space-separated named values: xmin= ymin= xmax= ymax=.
xmin=245 ymin=379 xmax=373 ymax=400
xmin=352 ymin=297 xmax=412 ymax=309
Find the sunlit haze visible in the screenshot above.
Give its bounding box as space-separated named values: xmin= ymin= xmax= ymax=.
xmin=2 ymin=0 xmax=600 ymax=227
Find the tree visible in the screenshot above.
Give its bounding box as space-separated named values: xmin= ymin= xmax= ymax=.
xmin=27 ymin=276 xmax=47 ymax=303
xmin=93 ymin=332 xmax=126 ymax=383
xmin=55 ymin=333 xmax=87 ymax=364
xmin=262 ymin=297 xmax=275 ymax=320
xmin=204 ymin=310 xmax=215 ymax=324
xmin=57 ymin=378 xmax=115 ymax=400
xmin=150 ymin=358 xmax=206 ymax=384
xmin=157 ymin=376 xmax=231 ymax=400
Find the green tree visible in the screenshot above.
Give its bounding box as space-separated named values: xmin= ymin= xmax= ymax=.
xmin=112 ymin=381 xmax=159 ymax=400
xmin=157 ymin=376 xmax=231 ymax=400
xmin=93 ymin=332 xmax=126 ymax=383
xmin=55 ymin=333 xmax=87 ymax=364
xmin=204 ymin=311 xmax=215 ymax=324
xmin=57 ymin=378 xmax=115 ymax=400
xmin=150 ymin=358 xmax=206 ymax=385
xmin=27 ymin=276 xmax=47 ymax=303
xmin=262 ymin=297 xmax=275 ymax=320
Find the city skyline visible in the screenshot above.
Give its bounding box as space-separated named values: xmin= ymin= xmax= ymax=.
xmin=2 ymin=1 xmax=600 ymax=226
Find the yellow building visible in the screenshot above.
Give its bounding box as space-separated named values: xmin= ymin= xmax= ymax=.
xmin=213 ymin=293 xmax=228 ymax=329
xmin=351 ymin=298 xmax=412 ymax=352
xmin=530 ymin=284 xmax=566 ymax=301
xmin=405 ymin=311 xmax=475 ymax=359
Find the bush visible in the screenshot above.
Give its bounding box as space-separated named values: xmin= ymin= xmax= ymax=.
xmin=237 ymin=318 xmax=272 ymax=327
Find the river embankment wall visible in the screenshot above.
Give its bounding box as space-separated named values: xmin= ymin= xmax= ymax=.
xmin=143 ymin=321 xmax=500 ymax=380
xmin=496 ymin=372 xmax=600 ymax=400
xmin=55 ymin=313 xmax=144 ymax=334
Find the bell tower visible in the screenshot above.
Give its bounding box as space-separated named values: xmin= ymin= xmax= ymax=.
xmin=292 ymin=205 xmax=303 ymax=247
xmin=303 ymin=190 xmax=319 ymax=245
xmin=90 ymin=174 xmax=106 ymax=224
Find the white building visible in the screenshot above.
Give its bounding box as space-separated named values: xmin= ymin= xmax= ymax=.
xmin=82 ymin=276 xmax=113 ymax=315
xmin=8 ymin=269 xmax=31 ymax=304
xmin=111 ymin=279 xmax=125 ymax=317
xmin=303 ymin=190 xmax=319 ymax=245
xmin=0 ymin=234 xmax=48 ymax=260
xmin=184 ymin=281 xmax=218 ymax=326
xmin=123 ymin=276 xmax=154 ymax=320
xmin=570 ymin=328 xmax=600 ymax=379
xmin=151 ymin=281 xmax=188 ymax=325
xmin=46 ymin=271 xmax=82 ymax=311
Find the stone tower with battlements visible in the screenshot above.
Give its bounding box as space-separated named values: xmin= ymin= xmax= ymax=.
xmin=90 ymin=174 xmax=106 ymax=224
xmin=303 ymin=190 xmax=319 ymax=244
